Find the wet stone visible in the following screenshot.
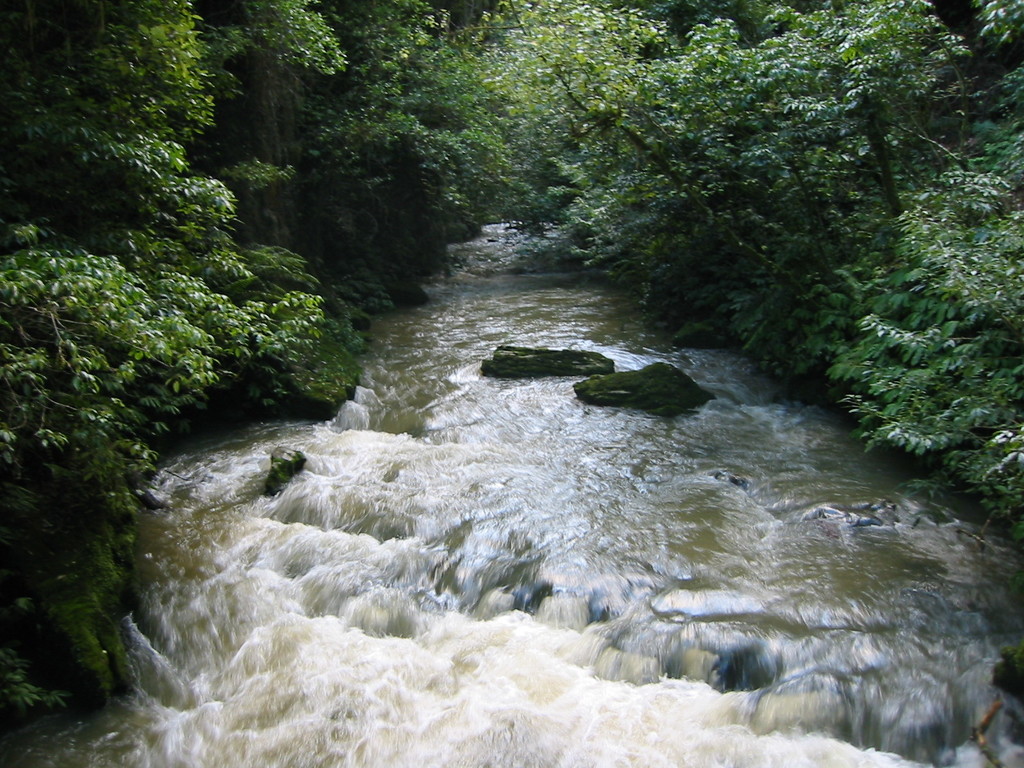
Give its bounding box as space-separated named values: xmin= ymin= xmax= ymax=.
xmin=573 ymin=362 xmax=714 ymax=417
xmin=510 ymin=580 xmax=554 ymax=613
xmin=710 ymin=469 xmax=750 ymax=490
xmin=802 ymin=500 xmax=898 ymax=528
xmin=713 ymin=643 xmax=781 ymax=692
xmin=264 ymin=448 xmax=307 ymax=496
xmin=481 ymin=345 xmax=615 ymax=378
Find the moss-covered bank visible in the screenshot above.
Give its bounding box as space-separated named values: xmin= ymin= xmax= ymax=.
xmin=0 ymin=328 xmax=361 ymax=729
xmin=994 ymin=642 xmax=1024 ymax=697
xmin=283 ymin=326 xmax=363 ymax=420
xmin=1 ymin=461 xmax=137 ymax=723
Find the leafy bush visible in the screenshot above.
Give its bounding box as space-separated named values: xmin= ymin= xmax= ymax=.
xmin=0 ymin=648 xmax=68 ymax=718
xmin=832 ymin=172 xmax=1024 ymax=514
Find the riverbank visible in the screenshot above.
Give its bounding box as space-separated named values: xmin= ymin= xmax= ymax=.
xmin=3 ymin=226 xmax=1018 ymax=767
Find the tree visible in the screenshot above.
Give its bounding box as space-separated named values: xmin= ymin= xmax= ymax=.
xmin=489 ymin=0 xmax=1024 ymax=524
xmin=832 ymin=171 xmax=1024 ymax=513
xmin=294 ymin=0 xmax=510 ymax=291
xmin=491 ymin=0 xmax=963 ymax=372
xmin=0 ymin=0 xmax=331 ymax=717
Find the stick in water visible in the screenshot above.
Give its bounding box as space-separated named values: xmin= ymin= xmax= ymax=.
xmin=972 ymin=699 xmax=1005 ymax=768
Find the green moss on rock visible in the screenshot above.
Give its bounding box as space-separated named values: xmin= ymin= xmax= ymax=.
xmin=672 ymin=321 xmax=723 ymax=349
xmin=482 ymin=345 xmax=615 ymax=378
xmin=265 ymin=448 xmax=307 ymax=496
xmin=994 ymin=642 xmax=1024 ymax=696
xmin=282 ymin=324 xmax=362 ymax=420
xmin=3 ymin=462 xmax=138 ymax=718
xmin=573 ymin=362 xmax=714 ymax=416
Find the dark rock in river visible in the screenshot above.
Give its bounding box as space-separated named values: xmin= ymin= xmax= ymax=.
xmin=130 ymin=470 xmax=168 ymax=511
xmin=386 ymin=280 xmax=430 ymax=307
xmin=135 ymin=488 xmax=168 ymax=511
xmin=710 ymin=469 xmax=750 ymax=490
xmin=573 ymin=362 xmax=714 ymax=417
xmin=672 ymin=321 xmax=723 ymax=349
xmin=511 ymin=580 xmax=554 ymax=613
xmin=994 ymin=642 xmax=1024 ymax=696
xmin=713 ymin=642 xmax=781 ymax=692
xmin=481 ymin=345 xmax=615 ymax=378
xmin=802 ymin=500 xmax=897 ymax=527
xmin=265 ymin=448 xmax=307 ymax=496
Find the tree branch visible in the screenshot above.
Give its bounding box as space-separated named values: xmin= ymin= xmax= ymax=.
xmin=972 ymin=699 xmax=1005 ymax=768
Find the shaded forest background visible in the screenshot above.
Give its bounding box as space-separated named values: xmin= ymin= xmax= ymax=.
xmin=1 ymin=0 xmax=1022 ymax=723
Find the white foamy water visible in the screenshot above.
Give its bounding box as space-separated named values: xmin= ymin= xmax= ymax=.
xmin=4 ymin=225 xmax=1022 ymax=768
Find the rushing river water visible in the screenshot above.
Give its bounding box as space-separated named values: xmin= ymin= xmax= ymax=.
xmin=4 ymin=225 xmax=1024 ymax=767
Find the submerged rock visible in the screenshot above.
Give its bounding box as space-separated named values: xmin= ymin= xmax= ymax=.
xmin=573 ymin=362 xmax=714 ymax=417
xmin=802 ymin=500 xmax=897 ymax=527
xmin=130 ymin=470 xmax=168 ymax=511
xmin=481 ymin=345 xmax=615 ymax=378
xmin=264 ymin=448 xmax=307 ymax=496
xmin=804 ymin=507 xmax=882 ymax=527
xmin=750 ymin=673 xmax=850 ymax=735
xmin=594 ymin=646 xmax=661 ymax=685
xmin=710 ymin=469 xmax=750 ymax=490
xmin=135 ymin=488 xmax=168 ymax=511
xmin=713 ymin=642 xmax=781 ymax=692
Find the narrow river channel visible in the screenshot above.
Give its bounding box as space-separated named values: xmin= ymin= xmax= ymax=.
xmin=4 ymin=225 xmax=1023 ymax=767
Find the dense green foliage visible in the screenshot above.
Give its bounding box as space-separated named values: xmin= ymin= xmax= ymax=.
xmin=2 ymin=0 xmax=1022 ymax=728
xmin=197 ymin=0 xmax=508 ymax=305
xmin=0 ymin=0 xmax=503 ymax=723
xmin=297 ymin=0 xmax=508 ymax=277
xmin=0 ymin=0 xmax=330 ymax=720
xmin=488 ymin=0 xmax=1024 ymax=521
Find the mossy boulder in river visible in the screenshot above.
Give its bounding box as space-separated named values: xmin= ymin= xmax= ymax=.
xmin=264 ymin=448 xmax=307 ymax=496
xmin=994 ymin=641 xmax=1024 ymax=696
xmin=573 ymin=362 xmax=714 ymax=416
xmin=481 ymin=345 xmax=615 ymax=378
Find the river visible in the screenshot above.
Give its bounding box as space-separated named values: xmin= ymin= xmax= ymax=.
xmin=3 ymin=224 xmax=1023 ymax=767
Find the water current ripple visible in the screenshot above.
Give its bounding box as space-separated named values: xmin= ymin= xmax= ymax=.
xmin=3 ymin=224 xmax=1023 ymax=768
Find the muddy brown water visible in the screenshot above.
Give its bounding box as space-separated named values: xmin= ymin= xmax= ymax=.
xmin=4 ymin=225 xmax=1023 ymax=768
